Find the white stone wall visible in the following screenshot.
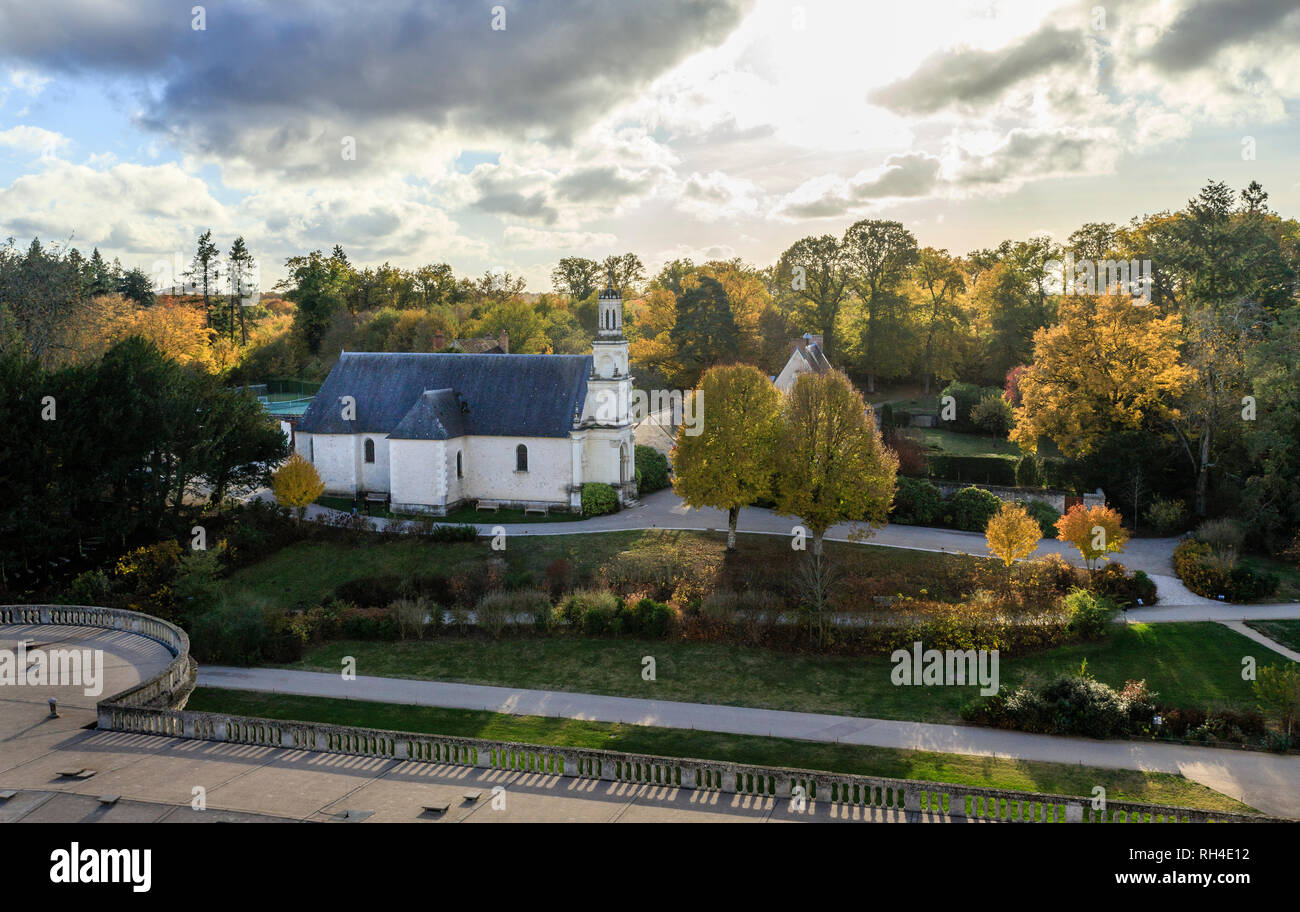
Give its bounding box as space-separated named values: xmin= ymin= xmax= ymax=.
xmin=303 ymin=433 xmax=361 ymax=495
xmin=460 ymin=436 xmax=574 ymax=505
xmin=359 ymin=434 xmax=391 ymax=492
xmin=390 ymin=438 xmax=446 ymax=510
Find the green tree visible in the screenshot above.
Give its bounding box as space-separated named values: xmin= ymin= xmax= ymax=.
xmin=842 ymin=219 xmax=918 ymax=391
xmin=280 ymin=249 xmax=348 ymax=355
xmin=185 ymin=230 xmax=221 ymax=329
xmin=551 ymin=256 xmax=603 ymax=301
xmin=671 ymin=364 xmax=780 ymax=550
xmin=669 ymin=275 xmax=739 ymax=385
xmin=775 ymin=235 xmax=849 ymax=359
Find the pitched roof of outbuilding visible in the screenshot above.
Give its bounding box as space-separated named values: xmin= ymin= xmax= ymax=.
xmin=297 ymin=352 xmax=592 ymax=439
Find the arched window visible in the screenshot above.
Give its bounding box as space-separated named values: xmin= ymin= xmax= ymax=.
xmin=364 ymin=438 xmax=375 ymax=463
xmin=516 ymin=444 xmax=528 ymax=472
xmin=456 ymin=450 xmax=463 ymax=478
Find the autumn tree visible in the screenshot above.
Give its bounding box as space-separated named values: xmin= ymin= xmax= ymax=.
xmin=551 ymin=256 xmax=603 ymax=301
xmin=1055 ymin=503 xmax=1129 ymax=571
xmin=671 ymin=364 xmax=780 ymax=551
xmin=273 ymin=453 xmax=324 ymax=520
xmin=1011 ymin=294 xmax=1190 ymax=457
xmin=842 ymin=219 xmax=918 ymax=391
xmin=912 ymin=247 xmax=966 ymax=393
xmin=774 ymin=371 xmax=897 ymax=639
xmin=111 ymin=300 xmax=215 ymax=369
xmin=226 ymin=236 xmax=256 ymax=345
xmin=775 ymin=235 xmax=849 ymax=358
xmin=986 ymin=501 xmax=1042 ymax=568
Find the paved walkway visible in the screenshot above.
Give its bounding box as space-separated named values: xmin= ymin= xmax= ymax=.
xmin=0 ymin=626 xmax=920 ymax=823
xmin=199 ymin=666 xmax=1300 ymax=818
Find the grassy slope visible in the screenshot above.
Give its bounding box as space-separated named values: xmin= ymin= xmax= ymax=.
xmin=1244 ymin=620 xmax=1300 ymax=652
xmin=224 ymin=529 xmax=981 ymax=613
xmin=184 ymin=687 xmax=1254 ymax=814
xmin=902 ymin=426 xmax=1022 ymax=458
xmin=285 ymin=622 xmax=1293 ymax=723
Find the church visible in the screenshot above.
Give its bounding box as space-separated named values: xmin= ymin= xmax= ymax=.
xmin=294 ymin=281 xmax=637 ymax=514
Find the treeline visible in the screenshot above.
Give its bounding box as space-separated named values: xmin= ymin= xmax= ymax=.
xmin=0 ymin=337 xmax=287 ymax=591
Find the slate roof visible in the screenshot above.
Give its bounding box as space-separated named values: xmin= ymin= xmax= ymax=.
xmin=453 ymin=336 xmax=505 ymax=354
xmin=297 ymin=352 xmax=592 ymax=439
xmin=801 ymin=341 xmax=831 ymax=373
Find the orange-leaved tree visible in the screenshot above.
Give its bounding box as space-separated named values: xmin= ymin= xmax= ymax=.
xmin=1055 ymin=503 xmax=1128 ymax=571
xmin=273 ymin=453 xmax=324 ymax=521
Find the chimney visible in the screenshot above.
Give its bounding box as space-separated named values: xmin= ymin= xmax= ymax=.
xmin=498 ymin=329 xmax=509 ymax=354
xmin=793 ymin=337 xmax=807 ymax=354
xmin=808 ymin=333 xmax=824 ymax=350
xmin=434 ymin=329 xmax=445 ymax=351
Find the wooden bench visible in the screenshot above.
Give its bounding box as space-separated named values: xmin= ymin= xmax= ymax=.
xmin=421 ymin=802 xmax=451 ymax=815
xmin=462 ymin=790 xmax=482 ymax=803
xmin=476 ymin=500 xmax=501 ymax=513
xmin=523 ymin=503 xmax=550 ymax=516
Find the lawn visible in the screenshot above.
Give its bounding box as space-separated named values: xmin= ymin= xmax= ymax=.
xmin=223 ymin=529 xmax=984 ymax=613
xmin=1239 ymin=555 xmax=1300 ymax=603
xmin=284 ymin=622 xmax=1294 ymax=723
xmin=184 ymin=687 xmax=1255 ymax=814
xmin=1244 ymin=620 xmax=1300 ymax=652
xmin=902 ymin=426 xmax=1022 ymax=458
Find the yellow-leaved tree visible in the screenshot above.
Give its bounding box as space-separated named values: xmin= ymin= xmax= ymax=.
xmin=1055 ymin=503 xmax=1129 ymax=571
xmin=985 ymin=501 xmax=1042 ymax=569
xmin=273 ymin=453 xmax=324 ymax=521
xmin=773 ymin=370 xmax=898 ymax=642
xmin=1010 ymin=294 xmax=1190 ymax=456
xmin=672 ymin=364 xmax=781 ymax=551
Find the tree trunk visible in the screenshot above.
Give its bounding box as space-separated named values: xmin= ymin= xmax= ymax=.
xmin=726 ymin=506 xmax=739 ymax=551
xmin=1194 ymin=429 xmax=1211 ymax=517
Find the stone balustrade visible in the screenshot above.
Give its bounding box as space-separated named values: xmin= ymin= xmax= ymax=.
xmin=3 ymin=604 xmax=1283 ymax=823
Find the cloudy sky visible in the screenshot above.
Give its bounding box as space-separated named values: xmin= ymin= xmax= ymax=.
xmin=0 ymin=0 xmax=1297 ymax=290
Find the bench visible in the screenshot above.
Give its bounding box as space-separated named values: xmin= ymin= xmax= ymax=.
xmin=522 ymin=503 xmax=550 ymax=516
xmin=421 ymin=802 xmax=451 ymax=815
xmin=476 ymin=500 xmax=501 ymax=513
xmin=462 ymin=790 xmax=482 ymax=803
xmin=56 ymin=769 xmax=96 ymax=780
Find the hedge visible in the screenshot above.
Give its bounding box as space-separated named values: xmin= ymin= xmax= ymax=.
xmin=927 ymin=453 xmax=1018 ymax=486
xmin=581 ymin=482 xmax=619 ymax=516
xmin=634 ymin=445 xmax=671 ymax=494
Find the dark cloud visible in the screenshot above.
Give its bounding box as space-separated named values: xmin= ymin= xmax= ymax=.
xmin=0 ymin=1 xmax=749 ymax=167
xmin=474 ymin=190 xmax=559 ymax=224
xmin=554 ymin=166 xmax=653 ymax=203
xmin=1142 ymin=0 xmax=1300 ymax=73
xmin=852 ymin=152 xmax=940 ymax=198
xmin=868 ymin=24 xmax=1087 ymax=114
xmin=951 ymin=129 xmax=1096 ymax=185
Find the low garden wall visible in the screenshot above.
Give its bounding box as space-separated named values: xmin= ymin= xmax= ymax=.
xmin=0 ymin=604 xmax=1281 ymax=823
xmin=931 ymin=482 xmax=1105 ymax=513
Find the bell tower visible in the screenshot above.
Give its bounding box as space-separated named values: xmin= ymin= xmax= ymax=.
xmin=592 ymin=269 xmax=628 ymax=379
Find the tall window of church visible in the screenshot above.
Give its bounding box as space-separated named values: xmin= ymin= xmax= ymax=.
xmin=364 ymin=438 xmax=375 ymax=463
xmin=457 ymin=451 xmax=463 ymax=478
xmin=516 ymin=444 xmax=528 ymax=472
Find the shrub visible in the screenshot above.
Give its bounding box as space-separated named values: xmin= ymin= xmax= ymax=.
xmin=949 ymin=486 xmax=1002 ymax=532
xmin=1023 ymin=500 xmax=1060 ymax=538
xmin=1062 ymin=588 xmax=1116 ymax=639
xmin=114 ymin=540 xmax=184 ymax=618
xmin=64 ymin=569 xmax=114 ymax=606
xmin=601 ymin=548 xmax=680 ymax=601
xmin=970 ymin=393 xmax=1013 ymax=436
xmin=477 ymin=589 xmax=551 ymax=638
xmin=581 ymin=482 xmax=619 ymax=516
xmin=1038 ymin=674 xmax=1130 ymax=739
xmin=1055 ymin=503 xmax=1128 ymax=570
xmin=391 ymin=596 xmax=431 ymax=639
xmin=1146 ymin=496 xmax=1188 ymax=535
xmin=1091 ymin=563 xmax=1158 ymax=607
xmin=634 ymin=445 xmax=671 ymax=494
xmin=629 ymin=597 xmax=676 ymax=638
xmin=561 ymin=588 xmax=619 ymax=627
xmin=1173 ymin=540 xmax=1278 ymax=602
xmin=939 ymin=381 xmax=983 ymax=430
xmin=1014 ymin=454 xmax=1041 ymax=488
xmin=885 ymin=429 xmax=928 ymax=477
xmin=428 ymin=523 xmax=478 ymax=543
xmin=544 ymin=558 xmax=573 ymax=598
xmin=891 ymin=476 xmax=944 ymax=526
xmin=1194 ymin=517 xmax=1245 ymax=556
